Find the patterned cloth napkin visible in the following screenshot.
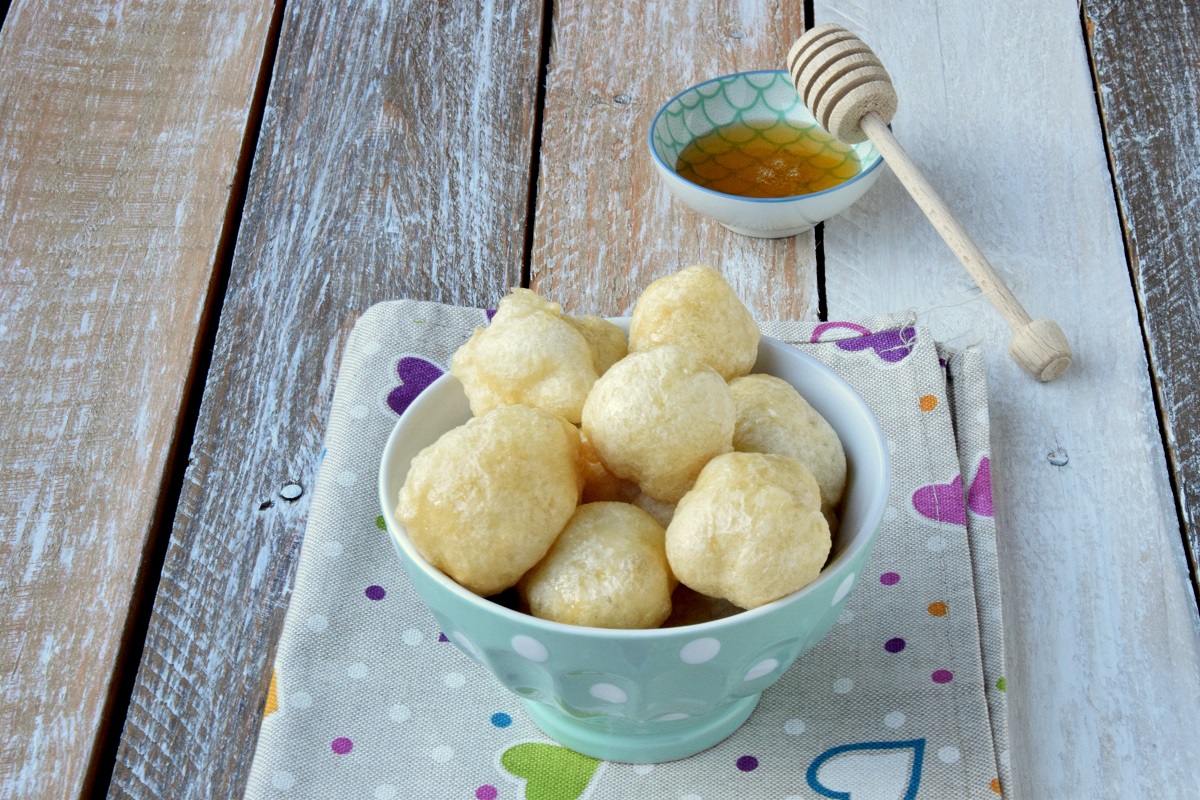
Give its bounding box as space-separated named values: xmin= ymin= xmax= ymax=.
xmin=245 ymin=300 xmax=1012 ymax=800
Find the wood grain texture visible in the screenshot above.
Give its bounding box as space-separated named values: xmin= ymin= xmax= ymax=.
xmin=529 ymin=0 xmax=816 ymax=319
xmin=108 ymin=1 xmax=545 ymax=797
xmin=1084 ymin=0 xmax=1200 ymax=596
xmin=0 ymin=2 xmax=276 ymax=797
xmin=814 ymin=0 xmax=1200 ymax=796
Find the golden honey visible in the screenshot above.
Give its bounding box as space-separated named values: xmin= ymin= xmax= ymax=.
xmin=675 ymin=120 xmax=862 ymax=198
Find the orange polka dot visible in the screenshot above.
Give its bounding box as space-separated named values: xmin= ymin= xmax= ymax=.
xmin=928 ymin=601 xmax=948 ymax=616
xmin=990 ymin=777 xmax=1002 ymax=794
xmin=919 ymin=394 xmax=938 ymax=411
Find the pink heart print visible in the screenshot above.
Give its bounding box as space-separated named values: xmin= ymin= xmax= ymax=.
xmin=912 ymin=457 xmax=993 ymax=524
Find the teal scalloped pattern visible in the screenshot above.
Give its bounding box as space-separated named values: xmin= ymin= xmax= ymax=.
xmin=652 ymin=71 xmax=879 ymax=191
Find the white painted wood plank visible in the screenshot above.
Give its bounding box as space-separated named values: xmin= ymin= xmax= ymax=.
xmin=815 ymin=0 xmax=1200 ymax=796
xmin=0 ymin=2 xmax=276 ymax=797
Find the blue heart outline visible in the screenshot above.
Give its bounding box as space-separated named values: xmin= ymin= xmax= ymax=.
xmin=806 ymin=738 xmax=926 ymax=800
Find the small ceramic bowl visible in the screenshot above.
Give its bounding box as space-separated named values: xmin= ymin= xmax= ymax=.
xmin=378 ymin=326 xmax=889 ymax=762
xmin=649 ymin=70 xmax=884 ymax=237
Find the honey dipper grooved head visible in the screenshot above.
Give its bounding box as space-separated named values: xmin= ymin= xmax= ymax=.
xmin=787 ymin=24 xmax=898 ymax=144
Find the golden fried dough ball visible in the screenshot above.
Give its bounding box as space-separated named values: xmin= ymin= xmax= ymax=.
xmin=629 ymin=265 xmax=760 ymax=380
xmin=396 ymin=404 xmax=583 ymax=596
xmin=582 ymin=345 xmax=734 ymax=503
xmin=451 ymin=289 xmax=597 ymax=424
xmin=519 ymin=502 xmax=674 ymax=629
xmin=568 ymin=315 xmax=628 ymax=375
xmin=578 ymin=431 xmax=638 ymax=503
xmin=729 ymin=374 xmax=847 ymax=512
xmin=662 ymin=584 xmax=744 ymax=627
xmin=666 ymin=452 xmax=830 ymax=609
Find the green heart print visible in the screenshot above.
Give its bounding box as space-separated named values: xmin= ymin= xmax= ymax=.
xmin=500 ymin=743 xmax=601 ymax=800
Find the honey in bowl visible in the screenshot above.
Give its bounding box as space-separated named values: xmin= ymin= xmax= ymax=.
xmin=675 ymin=119 xmax=862 ymax=198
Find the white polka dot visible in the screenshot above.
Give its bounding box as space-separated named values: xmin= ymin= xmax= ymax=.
xmin=884 ymin=711 xmax=906 ymax=728
xmin=1000 ymin=749 xmax=1010 ymax=766
xmin=679 ymin=637 xmax=721 ymax=664
xmin=590 ymin=683 xmax=627 ymax=703
xmin=306 ymin=614 xmax=328 ymax=632
xmin=444 ymin=672 xmax=466 ymax=688
xmin=832 ymin=572 xmax=856 ymax=605
xmin=887 ymin=438 xmax=897 ymax=455
xmin=633 ymin=764 xmax=654 ymax=775
xmin=885 ymin=506 xmax=899 ymax=523
xmin=512 ymin=634 xmax=549 ymax=662
xmin=402 ymin=628 xmax=424 ymax=646
xmin=389 ymin=704 xmax=410 ymax=723
xmin=374 ymin=786 xmax=398 ymax=800
xmin=784 ymin=718 xmax=806 ymax=735
xmin=337 ymin=470 xmax=357 ymax=486
xmin=988 ymin=606 xmax=1003 ymax=622
xmin=347 ymin=662 xmax=369 ymax=679
xmin=837 ymin=609 xmax=855 ymax=625
xmin=938 ymin=746 xmax=961 ymax=764
xmin=287 ymin=691 xmax=312 ymax=710
xmin=271 ymin=771 xmax=295 ymax=790
xmin=430 ymin=745 xmax=454 ymax=762
xmin=927 ymin=535 xmax=947 ymax=552
xmin=785 ymin=796 xmax=804 ymax=800
xmin=743 ymin=659 xmax=778 ymax=682
xmin=322 ymin=540 xmax=344 ymax=558
xmin=658 ymin=712 xmax=689 ymax=721
xmin=833 ymin=678 xmax=854 ymax=694
xmin=682 ymin=794 xmax=703 ymax=800
xmin=451 ymin=631 xmax=482 ymax=660
xmin=349 ymin=404 xmax=369 ymax=419
xmin=362 ymin=339 xmax=382 ymax=355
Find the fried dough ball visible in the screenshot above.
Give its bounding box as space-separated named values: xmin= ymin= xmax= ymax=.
xmin=662 ymin=584 xmax=744 ymax=627
xmin=729 ymin=374 xmax=847 ymax=512
xmin=582 ymin=345 xmax=734 ymax=503
xmin=568 ymin=315 xmax=628 ymax=376
xmin=451 ymin=289 xmax=597 ymax=424
xmin=666 ymin=452 xmax=831 ymax=609
xmin=579 ymin=431 xmax=638 ymax=503
xmin=396 ymin=404 xmax=583 ymax=596
xmin=519 ymin=503 xmax=674 ymax=629
xmin=629 ymin=265 xmax=760 ymax=380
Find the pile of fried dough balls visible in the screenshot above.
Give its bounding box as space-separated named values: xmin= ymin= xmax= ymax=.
xmin=396 ymin=265 xmax=846 ymax=628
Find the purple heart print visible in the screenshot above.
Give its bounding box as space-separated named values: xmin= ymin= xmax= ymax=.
xmin=386 ymin=357 xmax=444 ymax=416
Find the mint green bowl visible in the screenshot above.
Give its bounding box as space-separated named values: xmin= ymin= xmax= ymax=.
xmin=378 ymin=326 xmax=889 ymax=762
xmin=649 ymin=70 xmax=884 ymax=237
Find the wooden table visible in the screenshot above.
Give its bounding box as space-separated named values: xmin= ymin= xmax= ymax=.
xmin=3 ymin=1 xmax=1198 ymax=797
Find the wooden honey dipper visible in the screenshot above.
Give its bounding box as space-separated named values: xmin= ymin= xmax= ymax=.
xmin=788 ymin=24 xmax=1072 ymax=381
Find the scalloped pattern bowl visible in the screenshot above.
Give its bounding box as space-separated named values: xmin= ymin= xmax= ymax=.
xmin=649 ymin=70 xmax=884 ymax=237
xmin=378 ymin=326 xmax=889 ymax=762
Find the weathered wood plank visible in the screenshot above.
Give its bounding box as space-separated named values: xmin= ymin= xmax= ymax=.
xmin=814 ymin=0 xmax=1200 ymax=796
xmin=0 ymin=2 xmax=276 ymax=797
xmin=529 ymin=0 xmax=816 ymax=319
xmin=1084 ymin=0 xmax=1200 ymax=597
xmin=109 ymin=1 xmax=546 ymax=797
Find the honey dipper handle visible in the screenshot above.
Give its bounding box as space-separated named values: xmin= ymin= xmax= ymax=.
xmin=858 ymin=112 xmax=1073 ymax=380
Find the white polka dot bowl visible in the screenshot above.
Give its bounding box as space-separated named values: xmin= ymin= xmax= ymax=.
xmin=378 ymin=325 xmax=889 ymax=763
xmin=649 ymin=70 xmax=884 ymax=238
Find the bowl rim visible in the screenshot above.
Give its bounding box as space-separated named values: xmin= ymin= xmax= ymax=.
xmin=377 ymin=329 xmax=891 ymax=640
xmin=647 ymin=69 xmax=885 ymax=205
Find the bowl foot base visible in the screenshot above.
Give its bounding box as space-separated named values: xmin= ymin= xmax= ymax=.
xmin=521 ymin=694 xmax=760 ymax=763
xmin=719 ymin=222 xmax=814 ymax=238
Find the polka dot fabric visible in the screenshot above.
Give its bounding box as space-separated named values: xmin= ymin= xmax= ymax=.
xmin=244 ymin=303 xmax=1010 ymax=799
